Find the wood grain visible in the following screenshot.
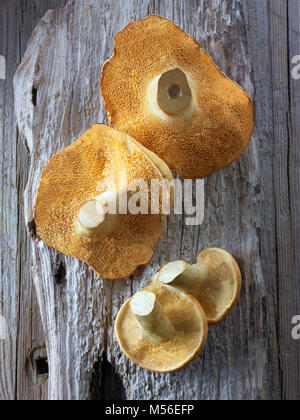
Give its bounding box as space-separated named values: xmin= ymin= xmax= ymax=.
xmin=0 ymin=0 xmax=299 ymax=400
xmin=0 ymin=0 xmax=68 ymax=401
xmin=12 ymin=0 xmax=264 ymax=400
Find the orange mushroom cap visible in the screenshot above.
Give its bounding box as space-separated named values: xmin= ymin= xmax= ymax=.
xmin=115 ymin=284 xmax=208 ymax=373
xmin=35 ymin=124 xmax=173 ymax=279
xmin=102 ymin=15 xmax=254 ymax=179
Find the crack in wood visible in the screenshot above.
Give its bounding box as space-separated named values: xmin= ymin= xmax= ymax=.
xmin=25 ymin=347 xmax=49 ymax=386
xmin=32 ymin=86 xmax=37 ymax=106
xmin=88 ymin=353 xmax=126 ymax=401
xmin=28 ymin=218 xmax=39 ymax=241
xmin=53 ymin=259 xmax=66 ymax=286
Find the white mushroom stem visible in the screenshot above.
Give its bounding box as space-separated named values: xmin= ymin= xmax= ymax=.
xmin=78 ymin=190 xmax=130 ymax=238
xmin=147 ymin=68 xmax=194 ymax=120
xmin=157 ymin=68 xmax=192 ymax=116
xmin=78 ymin=200 xmax=106 ymax=229
xmin=155 ymin=250 xmax=242 ymax=325
xmin=130 ymin=291 xmax=175 ymax=343
xmin=157 ymin=261 xmax=206 ymax=296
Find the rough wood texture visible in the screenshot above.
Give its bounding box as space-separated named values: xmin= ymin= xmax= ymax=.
xmin=0 ymin=0 xmax=299 ymax=400
xmin=0 ymin=0 xmax=68 ymax=400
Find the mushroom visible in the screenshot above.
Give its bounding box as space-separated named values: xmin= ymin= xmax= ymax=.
xmin=115 ymin=285 xmax=208 ymax=373
xmin=153 ymin=248 xmax=242 ymax=324
xmin=101 ymin=15 xmax=255 ymax=179
xmin=35 ymin=124 xmax=173 ymax=279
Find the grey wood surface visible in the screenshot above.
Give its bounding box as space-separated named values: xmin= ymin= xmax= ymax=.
xmin=0 ymin=0 xmax=299 ymax=400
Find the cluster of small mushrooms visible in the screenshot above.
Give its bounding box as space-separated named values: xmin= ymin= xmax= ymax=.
xmin=35 ymin=16 xmax=254 ymax=372
xmin=115 ymin=248 xmax=241 ymax=372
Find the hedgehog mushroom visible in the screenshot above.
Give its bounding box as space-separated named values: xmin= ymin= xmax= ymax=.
xmin=153 ymin=248 xmax=242 ymax=324
xmin=115 ymin=287 xmax=208 ymax=373
xmin=101 ymin=15 xmax=254 ymax=179
xmin=35 ymin=124 xmax=173 ymax=280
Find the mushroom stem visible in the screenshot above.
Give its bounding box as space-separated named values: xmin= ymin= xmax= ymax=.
xmin=157 ymin=68 xmax=192 ymax=116
xmin=155 ymin=249 xmax=242 ymax=324
xmin=130 ymin=291 xmax=175 ymax=343
xmin=157 ymin=261 xmax=204 ymax=296
xmin=78 ymin=199 xmax=106 ymax=230
xmin=78 ymin=190 xmax=130 ymax=238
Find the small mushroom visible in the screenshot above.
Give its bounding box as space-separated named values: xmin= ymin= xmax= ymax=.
xmin=35 ymin=124 xmax=173 ymax=279
xmin=115 ymin=285 xmax=208 ymax=373
xmin=153 ymin=248 xmax=242 ymax=324
xmin=101 ymin=15 xmax=254 ymax=179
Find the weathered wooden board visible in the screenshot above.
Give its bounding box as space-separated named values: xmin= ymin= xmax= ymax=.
xmin=12 ymin=0 xmax=264 ymax=400
xmin=0 ymin=0 xmax=299 ymax=400
xmin=0 ymin=0 xmax=68 ymax=400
